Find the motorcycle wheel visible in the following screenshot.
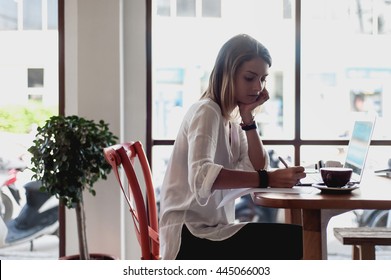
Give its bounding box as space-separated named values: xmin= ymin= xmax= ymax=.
xmin=368 ymin=210 xmax=391 ymax=252
xmin=239 ymin=214 xmax=260 ymax=223
xmin=368 ymin=210 xmax=389 ymax=228
xmin=0 ymin=192 xmax=13 ymax=221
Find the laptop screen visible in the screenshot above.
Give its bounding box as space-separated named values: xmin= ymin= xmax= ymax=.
xmin=344 ymin=119 xmax=375 ymax=182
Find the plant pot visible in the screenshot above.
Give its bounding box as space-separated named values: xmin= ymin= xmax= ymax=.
xmin=59 ymin=253 xmax=118 ymax=260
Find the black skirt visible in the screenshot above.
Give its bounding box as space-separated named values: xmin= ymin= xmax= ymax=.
xmin=176 ymin=223 xmax=303 ymax=260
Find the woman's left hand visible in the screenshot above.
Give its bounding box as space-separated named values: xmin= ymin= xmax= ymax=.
xmin=238 ymin=88 xmax=269 ymax=120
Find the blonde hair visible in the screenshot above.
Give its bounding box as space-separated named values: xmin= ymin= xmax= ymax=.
xmin=201 ymin=34 xmax=272 ymax=120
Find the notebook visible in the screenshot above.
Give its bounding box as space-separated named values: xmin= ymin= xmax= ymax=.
xmin=298 ymin=117 xmax=376 ymax=186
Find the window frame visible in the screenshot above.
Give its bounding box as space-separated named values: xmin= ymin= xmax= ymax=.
xmin=146 ymin=0 xmax=391 ymax=168
xmin=58 ymin=0 xmax=65 ymax=257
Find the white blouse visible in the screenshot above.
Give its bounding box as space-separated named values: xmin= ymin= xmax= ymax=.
xmin=159 ymin=99 xmax=268 ymax=260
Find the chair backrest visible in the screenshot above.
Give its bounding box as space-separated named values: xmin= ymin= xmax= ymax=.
xmin=103 ymin=141 xmax=160 ymax=260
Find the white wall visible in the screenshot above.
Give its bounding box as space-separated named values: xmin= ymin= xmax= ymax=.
xmin=122 ymin=0 xmax=148 ymax=260
xmin=64 ymin=0 xmax=146 ymax=259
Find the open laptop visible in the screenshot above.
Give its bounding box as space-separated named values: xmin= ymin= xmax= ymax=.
xmin=298 ymin=117 xmax=376 ymax=186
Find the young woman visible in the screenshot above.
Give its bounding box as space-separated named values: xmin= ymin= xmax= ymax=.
xmin=159 ymin=34 xmax=306 ymax=260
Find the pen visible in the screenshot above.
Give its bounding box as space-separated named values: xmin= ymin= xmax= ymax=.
xmin=278 ymin=156 xmax=289 ymax=168
xmin=279 ymin=156 xmax=303 ymax=186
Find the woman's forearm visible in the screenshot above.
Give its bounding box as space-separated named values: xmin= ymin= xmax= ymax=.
xmin=245 ymin=128 xmax=267 ymax=170
xmin=212 ymin=168 xmax=259 ymax=190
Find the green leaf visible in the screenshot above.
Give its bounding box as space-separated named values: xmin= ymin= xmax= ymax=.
xmin=28 ymin=115 xmax=118 ymax=209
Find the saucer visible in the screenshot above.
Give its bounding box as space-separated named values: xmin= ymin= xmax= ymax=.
xmin=312 ymin=183 xmax=359 ymax=194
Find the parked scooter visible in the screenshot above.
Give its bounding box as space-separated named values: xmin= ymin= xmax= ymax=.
xmin=0 ymin=157 xmax=26 ymax=221
xmin=355 ymin=209 xmax=390 ymax=227
xmin=235 ymin=195 xmax=278 ymax=222
xmin=0 ymin=180 xmax=59 ymax=250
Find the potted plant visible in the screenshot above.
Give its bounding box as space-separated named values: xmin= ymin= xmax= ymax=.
xmin=28 ymin=115 xmax=118 ymax=260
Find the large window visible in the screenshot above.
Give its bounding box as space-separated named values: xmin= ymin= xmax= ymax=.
xmin=0 ymin=0 xmax=60 ymax=257
xmin=149 ymin=0 xmax=391 ymax=190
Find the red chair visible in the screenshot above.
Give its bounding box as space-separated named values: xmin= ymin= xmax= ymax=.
xmin=103 ymin=142 xmax=160 ymax=260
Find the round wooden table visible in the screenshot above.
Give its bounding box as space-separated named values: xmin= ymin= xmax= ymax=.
xmin=252 ymin=174 xmax=391 ymax=259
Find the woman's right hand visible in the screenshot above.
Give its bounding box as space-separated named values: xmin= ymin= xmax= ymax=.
xmin=268 ymin=167 xmax=306 ymax=188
